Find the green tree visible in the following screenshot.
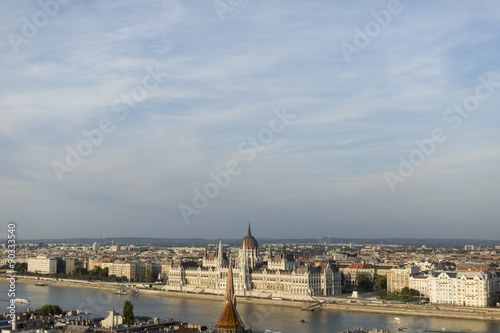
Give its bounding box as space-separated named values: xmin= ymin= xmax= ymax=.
xmin=401 ymin=287 xmax=419 ymax=296
xmin=72 ymin=266 xmax=88 ymax=276
xmin=16 ymin=262 xmax=28 ymax=273
xmin=90 ymin=266 xmax=105 ymax=279
xmin=144 ymin=269 xmax=154 ymax=282
xmin=356 ymin=274 xmax=373 ymax=292
xmin=373 ymin=274 xmax=387 ymax=292
xmin=122 ymin=300 xmax=134 ymax=325
xmin=0 ymin=262 xmax=27 ymax=273
xmin=408 ymin=288 xmax=420 ymax=297
xmin=38 ymin=305 xmax=62 ymax=316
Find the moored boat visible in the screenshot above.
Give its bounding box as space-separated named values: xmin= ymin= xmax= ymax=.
xmin=112 ymin=288 xmax=137 ymax=295
xmin=13 ymin=298 xmax=30 ymax=304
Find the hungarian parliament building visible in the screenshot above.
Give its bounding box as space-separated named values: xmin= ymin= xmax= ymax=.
xmin=164 ymin=225 xmax=342 ymax=300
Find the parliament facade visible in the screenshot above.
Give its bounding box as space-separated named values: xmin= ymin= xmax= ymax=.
xmin=164 ymin=225 xmax=341 ymax=300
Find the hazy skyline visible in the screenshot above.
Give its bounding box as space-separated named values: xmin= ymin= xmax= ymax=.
xmin=1 ymin=1 xmax=500 ymax=240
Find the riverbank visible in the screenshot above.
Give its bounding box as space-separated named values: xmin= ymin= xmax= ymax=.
xmin=4 ymin=276 xmax=119 ymax=292
xmin=6 ymin=276 xmax=500 ymax=321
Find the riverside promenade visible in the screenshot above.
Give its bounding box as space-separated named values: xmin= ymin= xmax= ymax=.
xmin=8 ymin=276 xmax=500 ymax=321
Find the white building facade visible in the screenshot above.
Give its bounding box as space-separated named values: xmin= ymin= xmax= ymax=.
xmin=27 ymin=256 xmax=57 ymax=274
xmin=164 ymin=225 xmax=341 ymax=300
xmin=428 ymin=271 xmax=496 ymax=307
xmin=409 ymin=275 xmax=429 ymax=297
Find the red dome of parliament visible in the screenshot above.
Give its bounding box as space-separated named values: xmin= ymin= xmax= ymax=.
xmin=240 ymin=224 xmax=258 ymax=250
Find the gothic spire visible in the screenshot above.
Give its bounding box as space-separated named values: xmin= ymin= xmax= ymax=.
xmin=215 ymin=258 xmax=245 ymax=332
xmin=224 ymin=260 xmax=236 ymax=306
xmin=218 ymin=239 xmax=223 ymax=267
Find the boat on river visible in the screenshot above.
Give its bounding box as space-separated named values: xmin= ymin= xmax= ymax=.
xmin=111 ymin=288 xmax=137 ymax=295
xmin=13 ymin=298 xmax=30 ymax=304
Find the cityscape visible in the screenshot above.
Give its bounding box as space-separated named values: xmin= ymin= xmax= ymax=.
xmin=2 ymin=1 xmax=500 ymax=333
xmin=2 ymin=224 xmax=500 ymax=332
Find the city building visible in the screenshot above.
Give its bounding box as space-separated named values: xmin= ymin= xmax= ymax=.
xmin=339 ymin=263 xmax=396 ymax=287
xmin=27 ymin=256 xmax=57 ymax=274
xmin=102 ymin=261 xmax=138 ymax=281
xmin=64 ymin=258 xmax=76 ymax=274
xmin=428 ymin=270 xmax=496 ymax=307
xmin=92 ymin=242 xmax=101 ymax=252
xmin=340 ymin=263 xmax=375 ymax=286
xmin=387 ymin=266 xmax=420 ymax=294
xmin=409 ymin=275 xmax=429 ymax=297
xmin=464 ymin=245 xmax=475 ymax=251
xmin=165 ymin=224 xmax=341 ymax=300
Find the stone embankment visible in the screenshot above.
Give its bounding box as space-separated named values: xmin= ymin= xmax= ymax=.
xmin=6 ymin=276 xmax=500 ymax=321
xmin=321 ymin=302 xmax=500 ymax=321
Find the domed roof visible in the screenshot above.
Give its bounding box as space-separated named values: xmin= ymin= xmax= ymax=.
xmin=240 ymin=223 xmax=258 ymax=250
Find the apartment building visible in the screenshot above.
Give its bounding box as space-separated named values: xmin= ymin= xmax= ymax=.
xmin=27 ymin=256 xmax=57 ymax=274
xmin=387 ymin=266 xmax=420 ymax=294
xmin=428 ymin=271 xmax=496 ymax=307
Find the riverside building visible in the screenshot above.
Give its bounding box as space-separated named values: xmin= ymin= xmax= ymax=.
xmin=165 ymin=224 xmax=341 ymax=300
xmin=27 ymin=256 xmax=57 ymax=274
xmin=402 ymin=264 xmax=499 ymax=307
xmin=427 ymin=270 xmax=497 ymax=307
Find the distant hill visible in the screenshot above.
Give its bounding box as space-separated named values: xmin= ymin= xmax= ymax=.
xmin=16 ymin=236 xmax=499 ymax=247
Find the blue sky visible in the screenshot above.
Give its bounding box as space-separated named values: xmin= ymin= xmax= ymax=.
xmin=1 ymin=1 xmax=499 ymax=241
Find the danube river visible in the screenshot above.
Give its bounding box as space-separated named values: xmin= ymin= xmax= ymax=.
xmin=2 ymin=281 xmax=500 ymax=333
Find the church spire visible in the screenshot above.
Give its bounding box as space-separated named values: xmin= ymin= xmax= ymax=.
xmin=218 ymin=239 xmax=223 ymax=266
xmin=242 ymin=242 xmax=249 ymax=292
xmin=215 ymin=258 xmax=245 ymax=332
xmin=248 ymin=221 xmax=252 ymax=236
xmin=224 ymin=260 xmax=236 ymax=305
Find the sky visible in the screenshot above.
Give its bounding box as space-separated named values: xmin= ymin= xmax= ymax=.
xmin=1 ymin=1 xmax=500 ymax=241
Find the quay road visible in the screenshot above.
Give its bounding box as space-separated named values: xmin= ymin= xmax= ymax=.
xmin=318 ymin=301 xmax=500 ymax=321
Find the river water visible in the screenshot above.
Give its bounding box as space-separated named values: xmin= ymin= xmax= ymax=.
xmin=1 ymin=281 xmax=500 ymax=333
